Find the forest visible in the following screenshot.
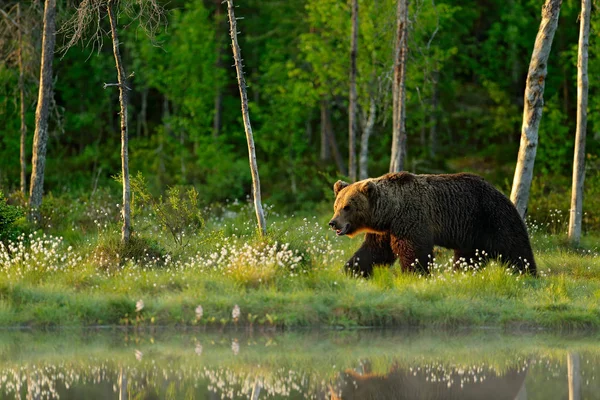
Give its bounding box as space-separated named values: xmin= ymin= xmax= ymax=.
xmin=0 ymin=0 xmax=599 ymax=328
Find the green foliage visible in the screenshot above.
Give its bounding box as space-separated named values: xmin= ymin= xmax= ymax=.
xmin=0 ymin=191 xmax=24 ymax=243
xmin=129 ymin=172 xmax=204 ymax=247
xmin=0 ymin=0 xmax=599 ymax=214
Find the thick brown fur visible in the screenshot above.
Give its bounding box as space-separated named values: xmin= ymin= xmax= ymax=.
xmin=329 ymin=172 xmax=537 ymax=277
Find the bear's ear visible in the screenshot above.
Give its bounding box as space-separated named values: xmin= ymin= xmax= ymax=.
xmin=359 ymin=180 xmax=375 ymax=196
xmin=333 ymin=180 xmax=350 ymax=196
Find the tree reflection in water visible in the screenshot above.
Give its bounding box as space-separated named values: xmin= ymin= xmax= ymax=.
xmin=0 ymin=329 xmax=596 ymax=399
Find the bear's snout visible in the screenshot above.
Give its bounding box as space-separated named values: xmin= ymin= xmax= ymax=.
xmin=329 ymin=219 xmax=350 ymax=236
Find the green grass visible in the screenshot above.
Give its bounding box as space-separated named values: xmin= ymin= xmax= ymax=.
xmin=0 ymin=196 xmax=599 ymax=329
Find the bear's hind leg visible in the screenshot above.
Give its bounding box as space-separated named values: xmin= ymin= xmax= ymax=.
xmin=392 ymin=237 xmax=433 ymax=275
xmin=345 ymin=233 xmax=396 ymax=277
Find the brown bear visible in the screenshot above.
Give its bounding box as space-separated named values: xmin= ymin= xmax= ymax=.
xmin=328 ymin=172 xmax=536 ymax=276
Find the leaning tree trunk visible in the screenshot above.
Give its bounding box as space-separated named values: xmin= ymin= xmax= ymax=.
xmin=389 ymin=0 xmax=408 ymax=173
xmin=568 ymin=0 xmax=590 ymax=246
xmin=107 ymin=0 xmax=131 ymax=245
xmin=18 ymin=3 xmax=27 ymax=196
xmin=510 ymin=0 xmax=561 ymax=218
xmin=348 ymin=0 xmax=358 ymax=182
xmin=359 ymin=97 xmax=376 ymax=180
xmin=226 ymin=0 xmax=267 ymax=236
xmin=29 ymin=0 xmax=57 ymax=222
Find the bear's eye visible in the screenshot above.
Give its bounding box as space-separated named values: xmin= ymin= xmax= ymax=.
xmin=343 ymin=205 xmax=350 ymax=211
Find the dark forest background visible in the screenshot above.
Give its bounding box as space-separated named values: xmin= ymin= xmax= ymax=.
xmin=1 ymin=0 xmax=599 ymax=213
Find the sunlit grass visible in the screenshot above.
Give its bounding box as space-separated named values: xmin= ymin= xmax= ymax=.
xmin=0 ymin=198 xmax=599 ymax=328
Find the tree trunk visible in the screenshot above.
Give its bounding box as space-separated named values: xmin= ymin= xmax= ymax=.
xmin=568 ymin=353 xmax=581 ymax=400
xmin=389 ymin=0 xmax=408 ymax=173
xmin=568 ymin=0 xmax=590 ymax=245
xmin=320 ymin=99 xmax=331 ymax=161
xmin=348 ymin=0 xmax=358 ymax=182
xmin=28 ymin=0 xmax=57 ymax=222
xmin=137 ymin=86 xmax=148 ymax=137
xmin=429 ymin=70 xmax=438 ymax=158
xmin=107 ymin=0 xmax=131 ymax=245
xmin=325 ymin=104 xmax=347 ymax=176
xmin=226 ymin=0 xmax=267 ymax=237
xmin=118 ymin=367 xmax=127 ymax=400
xmin=18 ymin=3 xmax=27 ymax=196
xmin=510 ymin=0 xmax=561 ymax=218
xmin=359 ymin=97 xmax=376 ymax=180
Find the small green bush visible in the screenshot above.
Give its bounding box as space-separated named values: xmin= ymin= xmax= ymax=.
xmin=130 ymin=172 xmax=204 ymax=247
xmin=0 ymin=191 xmax=24 ymax=243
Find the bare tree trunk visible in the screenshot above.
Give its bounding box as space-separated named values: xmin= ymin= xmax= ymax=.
xmin=348 ymin=0 xmax=358 ymax=182
xmin=510 ymin=0 xmax=561 ymax=218
xmin=568 ymin=0 xmax=590 ymax=246
xmin=107 ymin=0 xmax=131 ymax=245
xmin=359 ymin=97 xmax=376 ymax=180
xmin=226 ymin=0 xmax=267 ymax=237
xmin=568 ymin=353 xmax=581 ymax=400
xmin=18 ymin=3 xmax=27 ymax=196
xmin=29 ymin=0 xmax=56 ymax=222
xmin=389 ymin=0 xmax=408 ymax=173
xmin=320 ymin=99 xmax=331 ymax=161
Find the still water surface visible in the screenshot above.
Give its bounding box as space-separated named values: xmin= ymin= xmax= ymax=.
xmin=0 ymin=328 xmax=598 ymax=399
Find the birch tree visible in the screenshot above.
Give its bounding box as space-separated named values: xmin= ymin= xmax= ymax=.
xmin=389 ymin=0 xmax=408 ymax=173
xmin=106 ymin=0 xmax=132 ymax=244
xmin=62 ymin=0 xmax=165 ymax=245
xmin=510 ymin=0 xmax=561 ymax=218
xmin=29 ymin=0 xmax=57 ymax=223
xmin=568 ymin=0 xmax=591 ymax=246
xmin=348 ymin=0 xmax=358 ymax=182
xmin=0 ymin=3 xmax=37 ymax=196
xmin=225 ymin=0 xmax=267 ymax=237
xmin=17 ymin=3 xmax=26 ymax=196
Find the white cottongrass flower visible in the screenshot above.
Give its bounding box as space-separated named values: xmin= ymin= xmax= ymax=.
xmin=195 ymin=305 xmax=204 ymax=320
xmin=232 ymin=304 xmax=240 ymax=321
xmin=135 ymin=300 xmax=144 ymax=312
xmin=135 ymin=349 xmax=143 ymax=361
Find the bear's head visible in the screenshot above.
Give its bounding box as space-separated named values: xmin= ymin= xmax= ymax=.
xmin=329 ymin=179 xmax=376 ymax=238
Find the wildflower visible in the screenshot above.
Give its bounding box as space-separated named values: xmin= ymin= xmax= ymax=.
xmin=232 ymin=304 xmax=240 ymax=322
xmin=136 ymin=300 xmax=144 ymax=312
xmin=195 ymin=305 xmax=204 ymax=320
xmin=135 ymin=349 xmax=143 ymax=361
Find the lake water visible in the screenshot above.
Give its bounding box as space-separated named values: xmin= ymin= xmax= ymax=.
xmin=0 ymin=328 xmax=598 ymax=399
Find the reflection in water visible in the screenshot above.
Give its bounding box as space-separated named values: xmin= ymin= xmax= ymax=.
xmin=331 ymin=362 xmax=528 ymax=399
xmin=0 ymin=329 xmax=596 ymax=399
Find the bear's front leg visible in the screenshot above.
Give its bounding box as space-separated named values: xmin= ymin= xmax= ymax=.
xmin=391 ymin=237 xmax=433 ymax=275
xmin=345 ymin=233 xmax=396 ymax=277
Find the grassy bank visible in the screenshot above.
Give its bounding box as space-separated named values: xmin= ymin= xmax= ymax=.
xmin=0 ymin=193 xmax=599 ymax=329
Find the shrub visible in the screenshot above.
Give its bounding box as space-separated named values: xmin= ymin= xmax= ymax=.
xmin=0 ymin=191 xmax=24 ymax=243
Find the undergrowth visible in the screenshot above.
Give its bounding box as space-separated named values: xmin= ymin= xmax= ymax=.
xmin=0 ymin=189 xmax=598 ymax=329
